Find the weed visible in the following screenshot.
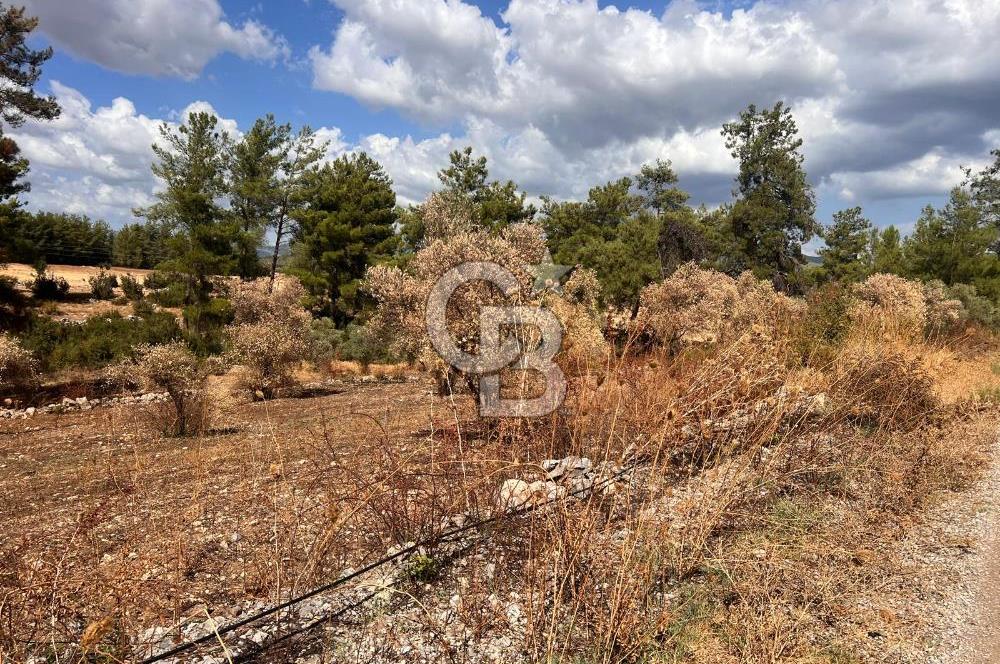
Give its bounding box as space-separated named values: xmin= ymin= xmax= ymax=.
xmin=404 ymin=554 xmax=439 ymax=583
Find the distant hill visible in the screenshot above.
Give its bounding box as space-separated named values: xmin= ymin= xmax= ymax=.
xmin=257 ymin=243 xmax=291 ymax=259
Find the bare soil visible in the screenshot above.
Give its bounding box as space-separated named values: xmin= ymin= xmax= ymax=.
xmin=1 ymin=262 xmax=152 ymax=294
xmin=0 ymin=376 xmax=481 ymax=661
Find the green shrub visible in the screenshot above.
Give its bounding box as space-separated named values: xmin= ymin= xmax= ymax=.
xmin=794 ymin=283 xmax=851 ymax=365
xmin=309 ymin=317 xmax=340 ymax=365
xmin=0 ymin=275 xmax=27 ymax=327
xmin=183 ymin=298 xmax=233 ymax=356
xmin=119 ymin=274 xmax=144 ymax=301
xmin=310 ymin=318 xmax=396 ymax=368
xmin=88 ymin=269 xmax=119 ymax=300
xmin=18 ymin=308 xmax=182 ymax=371
xmin=403 ymin=554 xmax=439 ymax=582
xmin=946 ymin=283 xmax=997 ymax=328
xmin=0 ymin=275 xmax=22 ymax=305
xmin=26 ymin=267 xmax=70 ymax=301
xmin=143 ymin=270 xmax=183 ymax=290
xmin=144 ymin=271 xmax=187 ymax=307
xmin=148 ymin=283 xmax=186 ymax=307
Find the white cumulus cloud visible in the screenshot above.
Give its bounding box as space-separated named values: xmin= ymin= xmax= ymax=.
xmin=24 ymin=0 xmax=289 ymax=79
xmin=309 ymin=0 xmax=1000 ymax=209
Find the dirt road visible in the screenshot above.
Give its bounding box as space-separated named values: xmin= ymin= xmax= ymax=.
xmin=917 ymin=429 xmax=1000 ymax=663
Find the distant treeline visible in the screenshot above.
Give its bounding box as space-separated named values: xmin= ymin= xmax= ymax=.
xmin=0 ymin=210 xmax=172 ymax=268
xmin=2 ymin=102 xmax=999 ymax=334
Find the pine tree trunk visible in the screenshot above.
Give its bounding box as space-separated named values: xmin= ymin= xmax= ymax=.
xmin=269 ymin=215 xmax=284 ymax=293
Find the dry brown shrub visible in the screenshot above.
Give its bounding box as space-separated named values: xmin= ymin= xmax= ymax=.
xmin=365 ymin=222 xmax=547 ymax=366
xmin=849 ymin=273 xmax=928 ymax=338
xmin=365 ymin=215 xmax=606 ymax=396
xmin=110 ymin=342 xmax=211 ymax=436
xmin=830 ymin=340 xmax=940 ymax=429
xmin=421 ymin=190 xmax=475 ymax=241
xmin=732 ymin=271 xmax=806 ymax=332
xmin=0 ymin=332 xmax=38 ymax=389
xmin=923 ymin=279 xmax=966 ymax=333
xmin=328 ymin=359 xmax=363 ymax=376
xmin=636 ymin=263 xmax=739 ymax=348
xmin=636 ymin=264 xmax=804 ymax=351
xmin=543 ymin=268 xmax=608 ymax=373
xmin=226 ymin=276 xmax=312 ymax=397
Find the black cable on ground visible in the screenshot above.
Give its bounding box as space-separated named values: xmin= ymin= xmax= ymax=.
xmin=138 ymin=460 xmax=638 ymax=663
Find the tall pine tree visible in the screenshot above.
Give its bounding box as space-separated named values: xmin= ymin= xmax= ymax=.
xmin=870 ymin=225 xmax=905 ymax=275
xmin=0 ymin=4 xmax=60 ymax=261
xmin=291 ymin=153 xmax=398 ymax=322
xmin=268 ymin=126 xmax=326 ymax=290
xmin=136 ymin=112 xmax=231 ymax=304
xmin=229 ymin=114 xmax=289 ymax=280
xmin=722 ymin=102 xmax=817 ymax=289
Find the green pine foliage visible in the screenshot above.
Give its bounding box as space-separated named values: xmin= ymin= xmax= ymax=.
xmin=136 ymin=111 xmax=232 ymax=305
xmin=112 ymin=221 xmax=173 ymax=268
xmin=229 ymin=114 xmax=289 ymax=280
xmin=967 ymin=148 xmax=1000 ymax=230
xmin=0 ymin=210 xmax=114 ymax=265
xmin=542 ymin=160 xmax=713 ymax=312
xmin=0 ymin=5 xmax=59 ymax=204
xmin=817 ymin=207 xmax=873 ymax=284
xmin=290 ymin=152 xmax=399 ymax=322
xmin=722 ymin=102 xmax=818 ymax=287
xmin=902 ymin=188 xmax=1000 ymax=300
xmin=26 ymin=264 xmax=69 ymax=300
xmin=399 ymin=147 xmax=535 ymax=251
xmin=870 ymin=226 xmax=905 ymax=275
xmin=542 ymin=176 xmax=662 ymax=311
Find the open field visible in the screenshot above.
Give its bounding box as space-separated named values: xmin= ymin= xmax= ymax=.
xmin=1 ymin=263 xmax=153 ymax=294
xmin=1 ymin=375 xmax=470 ymax=661
xmin=2 ymin=330 xmax=1000 ymax=662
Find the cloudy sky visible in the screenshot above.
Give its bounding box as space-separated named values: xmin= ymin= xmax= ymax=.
xmin=12 ymin=0 xmax=1000 ymax=242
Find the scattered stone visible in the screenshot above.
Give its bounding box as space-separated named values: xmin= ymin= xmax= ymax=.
xmin=497 ymin=479 xmax=565 ymax=510
xmin=543 ymin=455 xmax=592 ymax=481
xmin=0 ymin=391 xmax=169 ymax=419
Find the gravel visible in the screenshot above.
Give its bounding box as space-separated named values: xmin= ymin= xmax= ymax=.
xmin=902 ymin=430 xmax=1000 ymax=663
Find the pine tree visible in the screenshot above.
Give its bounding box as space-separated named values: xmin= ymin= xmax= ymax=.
xmin=229 ymin=115 xmax=289 ymax=279
xmin=290 ymin=153 xmax=398 ymax=322
xmin=903 ymin=188 xmax=1000 ymax=298
xmin=268 ymin=127 xmax=326 ymax=290
xmin=0 ymin=5 xmax=60 ymax=207
xmin=967 ymin=148 xmax=1000 ymax=238
xmin=722 ymin=102 xmax=817 ymax=288
xmin=401 ymin=147 xmax=534 ymax=249
xmin=636 ymin=159 xmax=689 ymax=214
xmin=136 ymin=112 xmax=231 ymax=304
xmin=870 ymin=225 xmax=905 ymax=275
xmin=543 ymin=166 xmax=694 ymax=312
xmin=817 ymin=207 xmax=872 ymax=283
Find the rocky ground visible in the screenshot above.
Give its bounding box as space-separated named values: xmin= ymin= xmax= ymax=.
xmin=905 ymin=430 xmax=1000 ymax=663
xmin=1 ymin=392 xmax=171 ymax=419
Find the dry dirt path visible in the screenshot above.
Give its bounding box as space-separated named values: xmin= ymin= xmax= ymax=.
xmin=920 ymin=427 xmax=1000 ymax=663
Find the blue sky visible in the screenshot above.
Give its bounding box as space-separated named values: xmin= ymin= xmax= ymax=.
xmin=13 ymin=0 xmax=1000 ymax=243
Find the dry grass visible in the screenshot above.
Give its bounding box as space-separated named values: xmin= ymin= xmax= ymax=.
xmin=1 ymin=281 xmax=998 ymax=663
xmin=0 ymin=263 xmax=153 ymax=294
